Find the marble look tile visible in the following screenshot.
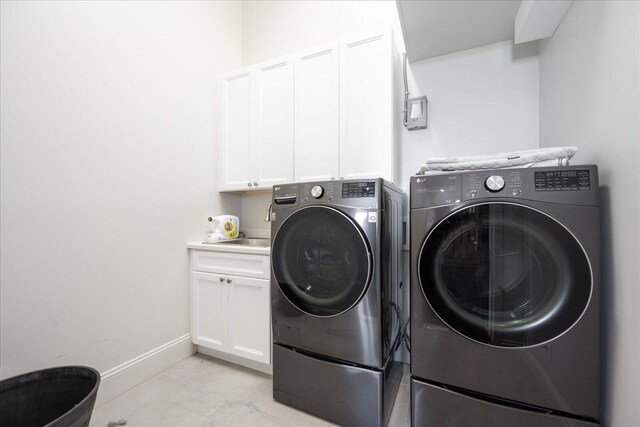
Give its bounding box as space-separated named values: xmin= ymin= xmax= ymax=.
xmin=204 ymin=398 xmax=311 ymax=427
xmin=163 ymin=355 xmax=270 ymax=398
xmin=90 ymin=373 xmax=226 ymax=427
xmin=90 ymin=354 xmax=411 ymax=427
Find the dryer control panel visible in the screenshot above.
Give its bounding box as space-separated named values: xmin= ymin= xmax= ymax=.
xmin=466 ymin=170 xmax=524 ymax=200
xmin=534 ymin=169 xmax=591 ymax=191
xmin=411 ymin=165 xmax=599 ymax=208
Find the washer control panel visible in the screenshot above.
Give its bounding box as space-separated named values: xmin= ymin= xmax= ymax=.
xmin=342 ymin=181 xmax=376 ymax=198
xmin=301 ymin=182 xmax=336 ymax=203
xmin=275 ymin=179 xmax=382 ymax=209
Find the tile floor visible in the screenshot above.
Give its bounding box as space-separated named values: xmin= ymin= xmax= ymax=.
xmin=90 ymin=353 xmax=411 ymax=427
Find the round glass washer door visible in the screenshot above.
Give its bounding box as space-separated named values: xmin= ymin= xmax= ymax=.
xmin=418 ymin=203 xmax=592 ymax=348
xmin=272 ymin=206 xmax=372 ymax=317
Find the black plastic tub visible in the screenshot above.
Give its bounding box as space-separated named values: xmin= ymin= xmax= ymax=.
xmin=0 ymin=366 xmax=100 ymax=427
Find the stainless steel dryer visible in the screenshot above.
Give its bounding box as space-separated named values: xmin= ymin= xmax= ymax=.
xmin=410 ymin=166 xmax=601 ymax=426
xmin=271 ymin=178 xmax=404 ymax=427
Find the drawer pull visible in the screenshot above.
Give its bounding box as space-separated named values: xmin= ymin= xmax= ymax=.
xmin=226 ymin=279 xmax=232 ymax=284
xmin=274 ymin=195 xmax=297 ymax=205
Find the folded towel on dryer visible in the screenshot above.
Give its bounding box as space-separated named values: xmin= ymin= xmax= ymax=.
xmin=417 ymin=146 xmax=577 ymax=175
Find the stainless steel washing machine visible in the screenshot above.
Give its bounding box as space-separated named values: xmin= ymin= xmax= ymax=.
xmin=271 ymin=178 xmax=404 ymax=427
xmin=410 ymin=165 xmax=601 ymax=426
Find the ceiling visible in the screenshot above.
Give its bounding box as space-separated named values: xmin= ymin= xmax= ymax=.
xmin=396 ymin=0 xmax=522 ymax=62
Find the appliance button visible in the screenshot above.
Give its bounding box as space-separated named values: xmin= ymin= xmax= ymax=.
xmin=311 ymin=185 xmax=324 ymax=199
xmin=485 ymin=176 xmax=505 ymax=192
xmin=512 ymin=188 xmax=522 ymax=196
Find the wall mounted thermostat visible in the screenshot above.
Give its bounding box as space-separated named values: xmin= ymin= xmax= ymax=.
xmin=407 ymin=96 xmax=427 ymax=130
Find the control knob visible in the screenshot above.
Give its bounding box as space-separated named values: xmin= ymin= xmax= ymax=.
xmin=485 ymin=175 xmax=505 ymax=192
xmin=311 ymin=185 xmax=324 ymax=199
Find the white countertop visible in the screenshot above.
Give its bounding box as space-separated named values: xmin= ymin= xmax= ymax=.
xmin=187 ymin=241 xmax=270 ymax=255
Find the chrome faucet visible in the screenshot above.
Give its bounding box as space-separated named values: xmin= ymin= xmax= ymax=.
xmin=264 ymin=201 xmax=273 ymax=222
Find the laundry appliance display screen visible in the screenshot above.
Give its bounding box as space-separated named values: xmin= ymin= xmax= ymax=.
xmin=534 ymin=169 xmax=591 ymax=191
xmin=342 ymin=181 xmax=376 ymax=198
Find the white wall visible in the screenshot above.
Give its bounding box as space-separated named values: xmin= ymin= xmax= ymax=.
xmin=400 ymin=40 xmax=540 ymax=189
xmin=240 ymin=192 xmax=273 ymax=238
xmin=538 ymin=2 xmax=640 ymax=425
xmin=0 ymin=0 xmax=242 ymax=400
xmin=242 ymin=0 xmax=404 ymax=66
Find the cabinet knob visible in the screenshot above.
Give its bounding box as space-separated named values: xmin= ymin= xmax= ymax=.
xmin=226 ymin=279 xmax=232 ymax=284
xmin=248 ymin=182 xmax=252 ymax=187
xmin=253 ymin=182 xmax=259 ymax=187
xmin=219 ymin=277 xmax=224 ymax=282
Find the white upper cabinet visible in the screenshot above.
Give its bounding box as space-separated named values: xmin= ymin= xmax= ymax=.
xmin=219 ymin=69 xmax=253 ymax=191
xmin=218 ymin=30 xmax=398 ymax=191
xmin=219 ymin=57 xmax=294 ymax=191
xmin=254 ymin=57 xmax=294 ymax=188
xmin=340 ymin=30 xmax=396 ymax=182
xmin=294 ymin=44 xmax=340 ymax=182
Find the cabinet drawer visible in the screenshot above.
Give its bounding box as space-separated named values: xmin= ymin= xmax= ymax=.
xmin=192 ymin=251 xmax=270 ymax=279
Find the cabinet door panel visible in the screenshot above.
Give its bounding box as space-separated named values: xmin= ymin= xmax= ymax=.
xmin=340 ymin=31 xmax=394 ymax=181
xmin=228 ymin=277 xmax=270 ymax=364
xmin=219 ymin=70 xmax=253 ymax=190
xmin=294 ymin=45 xmax=340 ymax=182
xmin=191 ymin=272 xmax=228 ymax=351
xmin=254 ymin=57 xmax=294 ymax=188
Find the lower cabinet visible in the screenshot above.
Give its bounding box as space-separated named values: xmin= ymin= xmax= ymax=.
xmin=192 ymin=272 xmax=229 ymax=353
xmin=190 ymin=250 xmax=271 ymax=369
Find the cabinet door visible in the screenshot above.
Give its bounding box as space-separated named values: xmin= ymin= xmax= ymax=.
xmin=227 ymin=276 xmax=270 ymax=364
xmin=294 ymin=44 xmax=340 ymax=182
xmin=191 ymin=272 xmax=228 ymax=352
xmin=219 ymin=68 xmax=254 ymax=191
xmin=339 ymin=30 xmax=395 ymax=181
xmin=254 ymin=57 xmax=294 ymax=189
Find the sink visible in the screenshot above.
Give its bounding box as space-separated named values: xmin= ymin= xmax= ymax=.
xmin=205 ymin=238 xmax=270 ymax=248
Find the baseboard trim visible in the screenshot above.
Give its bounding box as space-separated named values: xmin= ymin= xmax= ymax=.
xmin=96 ymin=334 xmax=196 ymax=406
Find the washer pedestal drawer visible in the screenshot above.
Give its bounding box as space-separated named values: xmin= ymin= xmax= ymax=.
xmin=273 ymin=344 xmax=402 ymax=427
xmin=411 ymin=378 xmax=599 ymax=427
